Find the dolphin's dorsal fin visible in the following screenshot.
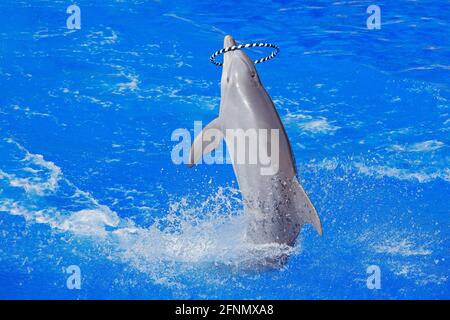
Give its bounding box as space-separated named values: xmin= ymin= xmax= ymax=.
xmin=292 ymin=177 xmax=323 ymax=236
xmin=188 ymin=117 xmax=223 ymax=167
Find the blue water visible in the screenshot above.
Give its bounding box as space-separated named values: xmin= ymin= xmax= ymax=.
xmin=0 ymin=0 xmax=449 ymax=299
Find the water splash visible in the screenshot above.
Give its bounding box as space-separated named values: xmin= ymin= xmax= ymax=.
xmin=0 ymin=139 xmax=296 ymax=286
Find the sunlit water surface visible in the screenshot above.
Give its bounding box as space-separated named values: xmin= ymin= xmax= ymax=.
xmin=0 ymin=0 xmax=448 ymax=299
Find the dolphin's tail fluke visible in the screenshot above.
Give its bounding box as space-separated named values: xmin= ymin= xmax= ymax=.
xmin=292 ymin=177 xmax=323 ymax=236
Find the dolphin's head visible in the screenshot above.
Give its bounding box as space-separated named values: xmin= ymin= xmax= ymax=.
xmin=221 ymin=35 xmax=261 ymax=91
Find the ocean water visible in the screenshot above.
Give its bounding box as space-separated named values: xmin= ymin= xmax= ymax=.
xmin=0 ymin=0 xmax=448 ymax=299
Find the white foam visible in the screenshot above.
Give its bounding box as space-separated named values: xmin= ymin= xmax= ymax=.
xmin=59 ymin=207 xmax=121 ymax=237
xmin=388 ymin=140 xmax=445 ymax=153
xmin=373 ymin=239 xmax=432 ymax=257
xmin=85 ymin=28 xmax=118 ymax=45
xmin=308 ymin=156 xmax=450 ymax=183
xmin=0 ymin=139 xmax=61 ymax=195
xmin=299 ymin=118 xmax=340 ymax=134
xmin=117 ymin=74 xmax=139 ymax=92
xmin=354 ymin=162 xmax=450 ymax=183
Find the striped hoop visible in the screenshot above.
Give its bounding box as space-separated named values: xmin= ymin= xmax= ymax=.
xmin=209 ymin=42 xmax=279 ymax=67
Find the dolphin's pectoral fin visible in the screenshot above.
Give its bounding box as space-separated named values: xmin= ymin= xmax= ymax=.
xmin=292 ymin=177 xmax=323 ymax=236
xmin=188 ymin=117 xmax=223 ymax=167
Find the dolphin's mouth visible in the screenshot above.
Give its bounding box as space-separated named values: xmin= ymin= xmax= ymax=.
xmin=223 ymin=51 xmax=257 ymax=85
xmin=238 ymin=55 xmax=257 ymax=78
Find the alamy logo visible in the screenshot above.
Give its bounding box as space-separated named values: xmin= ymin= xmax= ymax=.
xmin=366 ymin=265 xmax=381 ymax=289
xmin=66 ymin=265 xmax=81 ymax=290
xmin=171 ymin=121 xmax=280 ymax=175
xmin=366 ymin=5 xmax=381 ymax=30
xmin=66 ymin=4 xmax=81 ymax=30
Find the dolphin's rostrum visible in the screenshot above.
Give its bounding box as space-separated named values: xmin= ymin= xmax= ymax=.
xmin=188 ymin=35 xmax=322 ymax=247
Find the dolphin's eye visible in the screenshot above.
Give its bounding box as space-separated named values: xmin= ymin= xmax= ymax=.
xmin=227 ymin=76 xmax=230 ymax=83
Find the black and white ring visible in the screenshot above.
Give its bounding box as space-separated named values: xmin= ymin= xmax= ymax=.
xmin=209 ymin=43 xmax=279 ymax=67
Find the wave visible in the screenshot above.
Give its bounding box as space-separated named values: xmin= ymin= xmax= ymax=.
xmin=354 ymin=162 xmax=450 ymax=183
xmin=0 ymin=138 xmax=61 ymax=195
xmin=308 ymin=157 xmax=450 ymax=183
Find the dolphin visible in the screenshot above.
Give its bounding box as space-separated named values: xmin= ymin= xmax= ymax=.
xmin=188 ymin=35 xmax=322 ymax=247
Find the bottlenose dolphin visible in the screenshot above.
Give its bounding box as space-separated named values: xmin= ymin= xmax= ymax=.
xmin=188 ymin=35 xmax=322 ymax=246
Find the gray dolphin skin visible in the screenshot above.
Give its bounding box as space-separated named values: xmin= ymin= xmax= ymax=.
xmin=189 ymin=35 xmax=322 ymax=247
